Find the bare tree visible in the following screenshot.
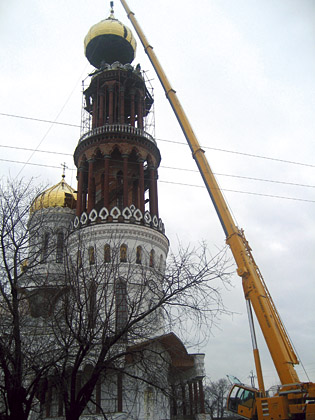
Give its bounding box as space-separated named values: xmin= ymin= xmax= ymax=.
xmin=0 ymin=178 xmax=232 ymax=420
xmin=0 ymin=178 xmax=63 ymax=420
xmin=205 ymin=378 xmax=230 ymax=420
xmin=42 ymin=233 xmax=232 ymax=420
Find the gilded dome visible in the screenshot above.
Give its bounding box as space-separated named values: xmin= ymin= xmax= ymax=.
xmin=84 ymin=12 xmax=136 ymax=68
xmin=30 ymin=177 xmax=76 ymax=213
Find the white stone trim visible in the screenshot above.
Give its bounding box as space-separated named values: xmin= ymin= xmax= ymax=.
xmin=73 ymin=206 xmax=166 ymax=235
xmin=89 ymin=209 xmax=98 ymax=222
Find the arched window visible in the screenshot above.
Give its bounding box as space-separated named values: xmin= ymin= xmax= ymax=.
xmin=77 ymin=250 xmax=82 ymax=269
xmin=89 ymin=246 xmax=95 ymax=265
xmin=136 ymin=246 xmax=142 ymax=264
xmin=104 ymin=244 xmax=111 ymax=263
xmin=115 ymin=278 xmax=127 ymax=334
xmin=159 ymin=254 xmax=163 ymax=270
xmin=88 ymin=281 xmax=96 ymax=329
xmin=41 ymin=232 xmax=49 ymax=262
xmin=120 ymin=244 xmax=127 ymax=263
xmin=149 ymin=249 xmax=155 ymax=267
xmin=56 ymin=231 xmax=63 ymax=263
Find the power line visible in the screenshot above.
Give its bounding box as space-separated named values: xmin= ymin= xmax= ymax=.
xmin=159 ymin=179 xmax=315 ymax=203
xmin=1 ymin=145 xmax=314 ymax=190
xmin=14 ymin=61 xmax=88 ymax=178
xmin=1 ymin=111 xmax=314 ymax=169
xmin=0 ymin=158 xmax=64 ymax=170
xmin=0 ymin=144 xmax=73 ymax=156
xmin=161 ymin=165 xmax=315 ymax=189
xmin=156 ymin=138 xmax=315 ymax=169
xmin=1 ymin=158 xmax=314 ymax=203
xmin=0 ymin=112 xmax=80 ymax=128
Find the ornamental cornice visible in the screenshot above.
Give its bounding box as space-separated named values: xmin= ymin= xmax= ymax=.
xmin=74 ymin=126 xmax=161 ymax=167
xmin=69 ymin=212 xmax=169 ymax=254
xmin=73 ymin=205 xmax=166 ymax=234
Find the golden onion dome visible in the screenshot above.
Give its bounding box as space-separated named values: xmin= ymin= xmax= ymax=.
xmin=84 ymin=9 xmax=136 ymax=68
xmin=30 ymin=176 xmax=76 ymax=213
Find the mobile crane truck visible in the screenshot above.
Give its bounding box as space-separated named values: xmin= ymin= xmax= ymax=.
xmin=119 ymin=1 xmax=315 ymax=419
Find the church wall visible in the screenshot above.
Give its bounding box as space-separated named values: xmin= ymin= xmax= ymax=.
xmin=66 ymin=223 xmax=169 ymax=339
xmin=26 ymin=207 xmax=75 ymax=285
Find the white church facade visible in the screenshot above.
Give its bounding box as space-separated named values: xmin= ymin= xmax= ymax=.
xmin=22 ymin=5 xmax=209 ymax=420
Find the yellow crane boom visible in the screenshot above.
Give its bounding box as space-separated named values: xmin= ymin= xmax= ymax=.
xmin=120 ymin=1 xmax=315 ymax=419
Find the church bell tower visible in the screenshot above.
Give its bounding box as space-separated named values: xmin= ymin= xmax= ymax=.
xmin=71 ymin=3 xmax=169 ymax=341
xmin=74 ymin=4 xmax=162 ymax=234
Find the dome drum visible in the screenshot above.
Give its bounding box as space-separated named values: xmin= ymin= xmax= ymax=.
xmin=81 ymin=66 xmax=153 ymax=137
xmin=84 ymin=66 xmax=153 ymax=118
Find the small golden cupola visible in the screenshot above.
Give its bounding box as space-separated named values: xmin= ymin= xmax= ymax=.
xmin=84 ymin=2 xmax=136 ymax=68
xmin=30 ymin=175 xmax=77 ymax=213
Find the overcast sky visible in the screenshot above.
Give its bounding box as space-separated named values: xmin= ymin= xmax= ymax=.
xmin=1 ymin=0 xmax=314 ymax=389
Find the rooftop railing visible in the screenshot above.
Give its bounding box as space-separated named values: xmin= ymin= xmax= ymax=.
xmin=78 ymin=124 xmax=156 ymax=145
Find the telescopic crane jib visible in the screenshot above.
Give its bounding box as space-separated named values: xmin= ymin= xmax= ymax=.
xmin=119 ymin=1 xmax=315 ymax=420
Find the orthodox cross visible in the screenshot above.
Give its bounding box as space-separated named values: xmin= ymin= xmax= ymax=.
xmin=61 ymin=162 xmax=68 ymax=179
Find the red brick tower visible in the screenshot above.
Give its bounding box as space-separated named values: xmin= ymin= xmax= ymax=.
xmin=73 ymin=6 xmax=162 ymax=233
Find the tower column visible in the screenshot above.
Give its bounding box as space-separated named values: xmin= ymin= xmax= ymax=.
xmin=103 ymin=154 xmax=111 ymax=208
xmin=45 ymin=382 xmax=52 ymax=417
xmin=120 ymin=87 xmax=125 ymax=124
xmin=82 ymin=177 xmax=87 ymax=213
xmin=87 ymin=159 xmax=95 ymax=213
xmin=137 ymin=91 xmax=143 ymax=129
xmin=193 ymin=380 xmax=199 ymax=413
xmin=149 ymin=166 xmax=158 ymax=217
xmin=171 ymin=385 xmax=178 ymax=416
xmin=182 ymin=383 xmax=187 ymax=416
xmin=198 ymin=379 xmax=205 ymax=414
xmin=76 ymin=167 xmax=84 ymax=217
xmin=92 ymin=98 xmax=97 ymax=127
xmin=96 ymin=379 xmax=101 ymax=414
xmin=117 ymin=372 xmax=123 ymax=412
xmin=149 ymin=166 xmax=155 ymax=216
xmin=154 ymin=168 xmax=159 ymax=218
xmin=138 ymin=159 xmax=145 ymax=213
xmin=130 ymin=89 xmax=135 ymax=127
xmin=188 ymin=381 xmax=193 ymax=415
xmin=108 ymin=82 xmax=115 ymax=124
xmin=122 ymin=154 xmax=129 ymax=208
xmin=99 ymin=93 xmax=104 ymax=126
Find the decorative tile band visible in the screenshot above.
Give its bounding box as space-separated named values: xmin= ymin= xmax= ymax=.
xmin=73 ymin=204 xmax=165 ymax=234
